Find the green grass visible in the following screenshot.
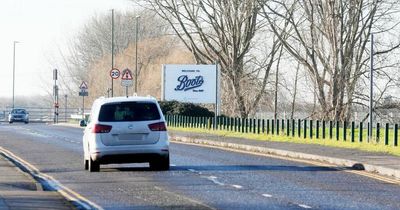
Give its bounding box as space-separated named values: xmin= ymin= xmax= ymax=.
xmin=168 ymin=125 xmax=400 ymax=157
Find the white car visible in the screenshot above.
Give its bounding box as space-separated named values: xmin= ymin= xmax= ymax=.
xmin=82 ymin=96 xmax=169 ymax=172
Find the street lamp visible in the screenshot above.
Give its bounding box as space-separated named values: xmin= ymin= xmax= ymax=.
xmin=12 ymin=41 xmax=19 ymax=110
xmin=135 ymin=15 xmax=140 ymax=94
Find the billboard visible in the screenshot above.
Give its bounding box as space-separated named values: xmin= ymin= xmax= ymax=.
xmin=162 ymin=64 xmax=219 ymax=104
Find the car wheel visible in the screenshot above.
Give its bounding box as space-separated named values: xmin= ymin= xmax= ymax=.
xmin=9 ymin=121 xmax=12 ymax=124
xmin=88 ymin=157 xmax=100 ymax=172
xmin=25 ymin=121 xmax=29 ymax=124
xmin=150 ymin=155 xmax=170 ymax=171
xmin=84 ymin=159 xmax=89 ymax=170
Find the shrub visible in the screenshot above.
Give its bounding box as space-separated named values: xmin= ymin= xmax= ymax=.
xmin=159 ymin=100 xmax=214 ymax=117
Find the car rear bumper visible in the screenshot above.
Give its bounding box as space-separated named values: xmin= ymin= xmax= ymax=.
xmin=90 ymin=146 xmax=169 ymax=164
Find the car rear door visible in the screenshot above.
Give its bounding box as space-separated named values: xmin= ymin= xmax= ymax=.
xmin=98 ymin=101 xmax=162 ymax=146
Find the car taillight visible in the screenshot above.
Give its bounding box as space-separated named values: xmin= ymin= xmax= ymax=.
xmin=92 ymin=124 xmax=112 ymax=133
xmin=148 ymin=122 xmax=167 ymax=131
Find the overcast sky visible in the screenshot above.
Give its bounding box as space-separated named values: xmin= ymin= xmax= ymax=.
xmin=0 ymin=0 xmax=133 ymax=98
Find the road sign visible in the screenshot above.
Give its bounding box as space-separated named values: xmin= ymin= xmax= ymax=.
xmin=121 ymin=68 xmax=133 ymax=87
xmin=110 ymin=68 xmax=120 ymax=79
xmin=79 ymin=89 xmax=88 ymax=96
xmin=121 ymin=68 xmax=133 ymax=80
xmin=80 ymin=81 xmax=88 ymax=90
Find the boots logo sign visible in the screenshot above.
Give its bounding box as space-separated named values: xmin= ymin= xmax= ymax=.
xmin=174 ymin=75 xmax=204 ymax=92
xmin=162 ymin=64 xmax=219 ymax=104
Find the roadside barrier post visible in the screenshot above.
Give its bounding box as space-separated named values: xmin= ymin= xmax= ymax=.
xmin=359 ymin=122 xmax=363 ymax=143
xmin=316 ymin=120 xmax=320 ymax=139
xmin=376 ymin=123 xmax=380 ymax=142
xmin=253 ymin=119 xmax=257 ymax=134
xmin=242 ymin=118 xmax=245 ymax=133
xmin=298 ymin=119 xmax=301 ymax=138
xmin=385 ymin=123 xmax=389 ymax=145
xmin=286 ymin=119 xmax=290 ymax=136
xmin=292 ymin=119 xmax=295 ymax=137
xmin=262 ymin=119 xmax=265 ymax=134
xmin=367 ymin=122 xmax=370 ymax=141
xmin=234 ymin=118 xmax=238 ymax=132
xmin=267 ymin=119 xmax=270 ymax=135
xmin=343 ymin=121 xmax=347 ymax=141
xmin=336 ymin=121 xmax=340 ymax=141
xmin=245 ymin=118 xmax=249 ymax=133
xmin=303 ymin=120 xmax=307 ymax=139
xmin=351 ymin=121 xmax=355 ymax=142
xmin=258 ymin=119 xmax=261 ymax=134
xmin=310 ymin=120 xmax=313 ymax=139
xmin=281 ymin=119 xmax=285 ymax=135
xmin=322 ymin=120 xmax=326 ymax=139
xmin=394 ymin=124 xmax=398 ymax=146
xmin=276 ymin=119 xmax=280 ymax=135
xmin=329 ymin=121 xmax=333 ymax=139
xmin=272 ymin=119 xmax=275 ymax=135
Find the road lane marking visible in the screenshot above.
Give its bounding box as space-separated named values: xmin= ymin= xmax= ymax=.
xmin=298 ymin=204 xmax=312 ymax=209
xmin=231 ymin=184 xmax=243 ymax=189
xmin=262 ymin=193 xmax=273 ymax=198
xmin=205 ymin=176 xmax=225 ymax=186
xmin=0 ymin=146 xmax=103 ymax=210
xmin=188 ymin=169 xmax=197 ymax=172
xmin=170 ymin=164 xmax=177 ymax=167
xmin=173 ymin=141 xmax=400 ymax=185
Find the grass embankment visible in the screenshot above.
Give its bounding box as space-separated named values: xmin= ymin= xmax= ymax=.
xmin=169 ymin=126 xmax=400 ymax=157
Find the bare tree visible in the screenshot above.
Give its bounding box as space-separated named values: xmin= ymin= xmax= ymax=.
xmin=262 ymin=0 xmax=400 ymax=121
xmin=140 ymin=0 xmax=281 ymax=118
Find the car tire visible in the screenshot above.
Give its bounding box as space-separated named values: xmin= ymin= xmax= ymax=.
xmin=150 ymin=155 xmax=170 ymax=171
xmin=84 ymin=159 xmax=89 ymax=170
xmin=9 ymin=121 xmax=12 ymax=124
xmin=88 ymin=157 xmax=100 ymax=172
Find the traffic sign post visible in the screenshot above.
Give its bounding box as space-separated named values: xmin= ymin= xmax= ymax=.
xmin=121 ymin=68 xmax=133 ymax=97
xmin=79 ymin=82 xmax=89 ymax=120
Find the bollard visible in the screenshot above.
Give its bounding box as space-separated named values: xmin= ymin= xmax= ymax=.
xmin=286 ymin=119 xmax=290 ymax=136
xmin=258 ymin=119 xmax=261 ymax=134
xmin=322 ymin=120 xmax=326 ymax=139
xmin=266 ymin=119 xmax=270 ymax=135
xmin=242 ymin=118 xmax=245 ymax=133
xmin=298 ymin=119 xmax=301 ymax=138
xmin=245 ymin=118 xmax=249 ymax=133
xmin=394 ymin=124 xmax=398 ymax=147
xmin=376 ymin=123 xmax=380 ymax=142
xmin=329 ymin=121 xmax=333 ymax=139
xmin=385 ymin=123 xmax=389 ymax=146
xmin=310 ymin=120 xmax=313 ymax=139
xmin=272 ymin=119 xmax=275 ymax=135
xmin=336 ymin=121 xmax=340 ymax=141
xmin=262 ymin=119 xmax=265 ymax=134
xmin=303 ymin=120 xmax=307 ymax=139
xmin=281 ymin=119 xmax=285 ymax=135
xmin=359 ymin=122 xmax=363 ymax=143
xmin=343 ymin=121 xmax=347 ymax=141
xmin=276 ymin=119 xmax=280 ymax=135
xmin=292 ymin=119 xmax=295 ymax=137
xmin=351 ymin=121 xmax=355 ymax=143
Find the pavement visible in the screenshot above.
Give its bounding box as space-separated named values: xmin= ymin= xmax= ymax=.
xmin=0 ymin=153 xmax=75 ymax=210
xmin=169 ymin=130 xmax=400 ymax=180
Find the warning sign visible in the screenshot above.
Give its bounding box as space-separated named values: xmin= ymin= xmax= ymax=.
xmin=121 ymin=68 xmax=133 ymax=80
xmin=80 ymin=81 xmax=88 ymax=90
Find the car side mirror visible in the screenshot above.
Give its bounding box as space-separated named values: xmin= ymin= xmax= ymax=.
xmin=79 ymin=120 xmax=87 ymax=127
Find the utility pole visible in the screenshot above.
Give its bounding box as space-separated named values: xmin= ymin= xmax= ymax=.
xmin=369 ymin=33 xmax=374 ymax=142
xmin=12 ymin=41 xmax=19 ymax=110
xmin=111 ymin=9 xmax=115 ymax=97
xmin=64 ymin=94 xmax=68 ymax=122
xmin=135 ymin=16 xmax=140 ymax=93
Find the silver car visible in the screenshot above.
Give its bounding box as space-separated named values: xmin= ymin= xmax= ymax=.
xmin=8 ymin=108 xmax=29 ymax=124
xmin=82 ymin=96 xmax=169 ymax=172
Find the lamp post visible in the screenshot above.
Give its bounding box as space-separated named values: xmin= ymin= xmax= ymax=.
xmin=111 ymin=9 xmax=115 ymax=97
xmin=369 ymin=33 xmax=374 ymax=142
xmin=12 ymin=41 xmax=19 ymax=110
xmin=135 ymin=15 xmax=140 ymax=94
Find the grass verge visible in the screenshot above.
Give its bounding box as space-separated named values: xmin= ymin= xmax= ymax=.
xmin=169 ymin=126 xmax=400 ymax=157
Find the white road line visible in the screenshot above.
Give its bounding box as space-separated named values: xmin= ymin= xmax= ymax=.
xmin=298 ymin=204 xmax=312 ymax=209
xmin=205 ymin=176 xmax=225 ymax=186
xmin=231 ymin=184 xmax=243 ymax=189
xmin=170 ymin=164 xmax=177 ymax=167
xmin=262 ymin=193 xmax=273 ymax=198
xmin=188 ymin=169 xmax=197 ymax=172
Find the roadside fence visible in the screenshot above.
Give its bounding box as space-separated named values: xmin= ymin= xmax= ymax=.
xmin=165 ymin=115 xmax=399 ymax=147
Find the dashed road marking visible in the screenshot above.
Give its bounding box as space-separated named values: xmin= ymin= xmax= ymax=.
xmin=298 ymin=204 xmax=312 ymax=209
xmin=262 ymin=193 xmax=273 ymax=198
xmin=188 ymin=169 xmax=197 ymax=173
xmin=205 ymin=176 xmax=224 ymax=186
xmin=231 ymin=184 xmax=243 ymax=189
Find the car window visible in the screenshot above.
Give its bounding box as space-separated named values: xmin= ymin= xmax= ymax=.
xmin=12 ymin=109 xmax=26 ymax=114
xmin=98 ymin=102 xmax=160 ymax=122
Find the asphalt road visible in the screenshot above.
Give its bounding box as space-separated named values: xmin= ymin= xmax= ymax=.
xmin=0 ymin=123 xmax=399 ymax=210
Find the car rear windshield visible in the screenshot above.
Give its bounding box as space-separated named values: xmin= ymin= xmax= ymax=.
xmin=12 ymin=109 xmax=26 ymax=114
xmin=98 ymin=102 xmax=161 ymax=122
